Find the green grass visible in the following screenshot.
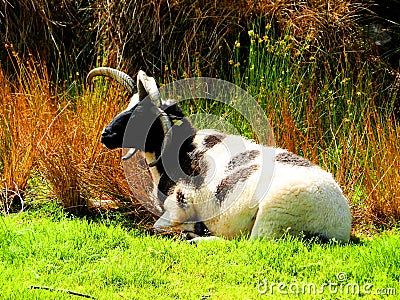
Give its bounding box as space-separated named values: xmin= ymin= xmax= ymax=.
xmin=1 ymin=204 xmax=399 ymax=299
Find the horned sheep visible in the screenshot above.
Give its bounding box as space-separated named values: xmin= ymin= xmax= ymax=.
xmin=87 ymin=67 xmax=352 ymax=243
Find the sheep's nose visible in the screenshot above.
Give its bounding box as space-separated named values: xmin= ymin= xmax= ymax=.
xmin=102 ymin=127 xmax=111 ymax=137
xmin=100 ymin=128 xmax=112 ymax=144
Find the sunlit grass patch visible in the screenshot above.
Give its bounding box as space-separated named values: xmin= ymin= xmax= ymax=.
xmin=0 ymin=209 xmax=399 ymax=299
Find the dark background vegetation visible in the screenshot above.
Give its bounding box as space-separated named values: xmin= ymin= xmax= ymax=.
xmin=1 ymin=0 xmax=399 ymax=79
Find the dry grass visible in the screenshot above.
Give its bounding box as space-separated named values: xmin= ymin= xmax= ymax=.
xmin=362 ymin=113 xmax=400 ymax=225
xmin=37 ymin=78 xmax=151 ymax=217
xmin=0 ymin=50 xmax=55 ymax=212
xmin=0 ymin=51 xmax=153 ymax=219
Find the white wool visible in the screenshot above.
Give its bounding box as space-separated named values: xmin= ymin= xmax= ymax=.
xmin=155 ymin=129 xmax=352 ymax=243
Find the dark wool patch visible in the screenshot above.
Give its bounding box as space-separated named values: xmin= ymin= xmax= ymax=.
xmin=203 ymin=133 xmax=225 ymax=149
xmin=156 ymin=130 xmax=223 ymax=200
xmin=157 ymin=174 xmax=176 ymax=203
xmin=227 ymin=150 xmax=260 ymax=171
xmin=189 ymin=151 xmax=204 ymax=177
xmin=215 ymin=164 xmax=259 ymax=204
xmin=176 ymin=190 xmax=187 ymax=208
xmin=179 ymin=133 xmax=225 ymax=189
xmin=184 ymin=150 xmax=207 ymax=189
xmin=275 ymin=152 xmax=314 ymax=167
xmin=157 ymin=124 xmax=198 ymax=201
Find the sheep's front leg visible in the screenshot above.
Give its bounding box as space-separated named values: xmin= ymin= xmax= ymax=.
xmin=183 ymin=224 xmax=222 ymax=243
xmin=187 ymin=236 xmax=222 ymax=244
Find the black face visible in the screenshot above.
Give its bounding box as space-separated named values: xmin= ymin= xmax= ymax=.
xmin=101 ymin=110 xmax=132 ymax=149
xmin=101 ymin=99 xmax=185 ymax=152
xmin=101 ymin=99 xmax=160 ymax=151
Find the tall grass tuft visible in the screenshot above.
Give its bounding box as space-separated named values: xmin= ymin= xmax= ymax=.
xmin=0 ymin=48 xmax=152 ymax=218
xmin=0 ymin=48 xmax=55 ymax=212
xmin=362 ymin=112 xmax=400 ymax=226
xmin=37 ymin=77 xmax=148 ymax=216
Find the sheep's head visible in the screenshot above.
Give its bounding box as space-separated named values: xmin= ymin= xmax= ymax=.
xmin=87 ymin=68 xmax=177 ymax=165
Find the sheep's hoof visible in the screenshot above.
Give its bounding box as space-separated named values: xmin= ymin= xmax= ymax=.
xmin=187 ymin=236 xmax=221 ymax=244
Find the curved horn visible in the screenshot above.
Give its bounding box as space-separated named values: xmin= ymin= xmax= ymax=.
xmin=148 ymin=109 xmax=173 ymax=167
xmin=137 ymin=70 xmax=162 ymax=107
xmin=87 ymin=67 xmax=136 ymax=95
xmin=135 ymin=70 xmax=170 ymax=166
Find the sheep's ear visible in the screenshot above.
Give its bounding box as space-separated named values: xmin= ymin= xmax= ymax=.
xmin=137 ymin=70 xmax=162 ymax=107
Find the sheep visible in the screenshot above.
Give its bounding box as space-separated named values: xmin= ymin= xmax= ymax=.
xmin=87 ymin=67 xmax=352 ymax=243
